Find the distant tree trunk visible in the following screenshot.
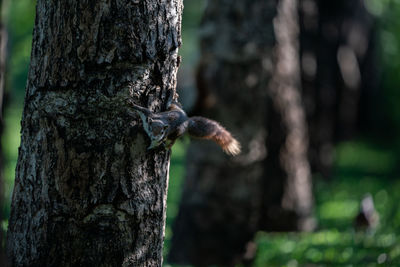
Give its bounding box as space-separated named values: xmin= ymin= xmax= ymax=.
xmin=169 ymin=0 xmax=276 ymax=265
xmin=335 ymin=0 xmax=378 ymax=137
xmin=299 ymin=0 xmax=378 ymax=177
xmin=169 ymin=0 xmax=313 ymax=265
xmin=260 ymin=0 xmax=313 ymax=232
xmin=6 ymin=0 xmax=182 ymax=266
xmin=299 ymin=0 xmax=335 ymax=177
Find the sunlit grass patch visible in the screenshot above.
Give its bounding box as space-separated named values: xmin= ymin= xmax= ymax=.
xmin=335 ymin=140 xmax=397 ymax=175
xmin=254 ymin=230 xmax=399 ymax=266
xmin=254 ymin=139 xmax=400 ymax=266
xmin=319 ymin=200 xmax=358 ymax=220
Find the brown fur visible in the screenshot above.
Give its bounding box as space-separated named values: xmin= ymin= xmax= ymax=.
xmin=188 ymin=117 xmax=241 ymax=155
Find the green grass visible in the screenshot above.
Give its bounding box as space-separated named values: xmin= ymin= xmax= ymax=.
xmin=253 ymin=140 xmax=400 ymax=266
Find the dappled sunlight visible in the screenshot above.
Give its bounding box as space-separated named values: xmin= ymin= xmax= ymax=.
xmin=319 ymin=200 xmax=358 ymax=221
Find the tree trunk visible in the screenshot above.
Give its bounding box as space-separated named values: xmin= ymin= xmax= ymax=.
xmin=259 ymin=0 xmax=313 ymax=232
xmin=6 ymin=1 xmax=182 ymax=266
xmin=299 ymin=0 xmax=378 ymax=177
xmin=169 ymin=0 xmax=313 ymax=265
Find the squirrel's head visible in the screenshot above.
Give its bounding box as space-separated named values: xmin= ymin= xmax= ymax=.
xmin=146 ymin=118 xmax=169 ymax=149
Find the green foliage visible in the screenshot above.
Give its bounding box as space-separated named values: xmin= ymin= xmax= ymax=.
xmin=1 ymin=105 xmax=22 ymax=221
xmin=5 ymin=0 xmax=36 ymax=98
xmin=366 ymin=0 xmax=400 ymax=135
xmin=179 ymin=0 xmax=204 ymax=65
xmin=164 ymin=141 xmax=188 ymax=259
xmin=1 ymin=0 xmax=34 ymax=227
xmin=253 ymin=141 xmax=400 ymax=266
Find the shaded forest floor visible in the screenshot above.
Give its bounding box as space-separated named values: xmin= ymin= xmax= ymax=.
xmin=165 ymin=140 xmax=400 ymax=266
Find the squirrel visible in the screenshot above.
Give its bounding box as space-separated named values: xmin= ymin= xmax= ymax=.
xmin=127 ymin=100 xmax=241 ymax=156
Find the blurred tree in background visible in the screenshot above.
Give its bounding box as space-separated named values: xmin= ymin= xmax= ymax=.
xmin=375 ymin=0 xmax=400 ymax=151
xmin=261 ymin=0 xmax=313 ymax=232
xmin=169 ymin=0 xmax=314 ymax=265
xmin=300 ymin=0 xmax=381 ymax=178
xmin=170 ymin=0 xmax=277 ymax=264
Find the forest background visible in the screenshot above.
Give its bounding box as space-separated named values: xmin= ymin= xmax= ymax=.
xmin=1 ymin=0 xmax=400 ymax=266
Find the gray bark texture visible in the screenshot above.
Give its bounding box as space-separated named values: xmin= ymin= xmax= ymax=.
xmin=169 ymin=0 xmax=313 ymax=265
xmin=6 ymin=0 xmax=182 ymax=266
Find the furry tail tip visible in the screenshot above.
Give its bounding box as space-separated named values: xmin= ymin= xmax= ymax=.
xmin=223 ymin=137 xmax=241 ymax=156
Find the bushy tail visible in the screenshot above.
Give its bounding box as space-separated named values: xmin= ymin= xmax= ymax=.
xmin=187 ymin=117 xmax=241 ymax=156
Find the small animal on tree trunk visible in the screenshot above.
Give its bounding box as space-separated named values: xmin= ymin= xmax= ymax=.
xmin=127 ymin=100 xmax=241 ymax=155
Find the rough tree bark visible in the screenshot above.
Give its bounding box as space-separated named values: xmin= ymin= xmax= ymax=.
xmin=169 ymin=0 xmax=313 ymax=265
xmin=6 ymin=0 xmax=182 ymax=266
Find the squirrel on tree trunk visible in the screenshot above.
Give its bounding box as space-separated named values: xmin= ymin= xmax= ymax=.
xmin=128 ymin=100 xmax=241 ymax=156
